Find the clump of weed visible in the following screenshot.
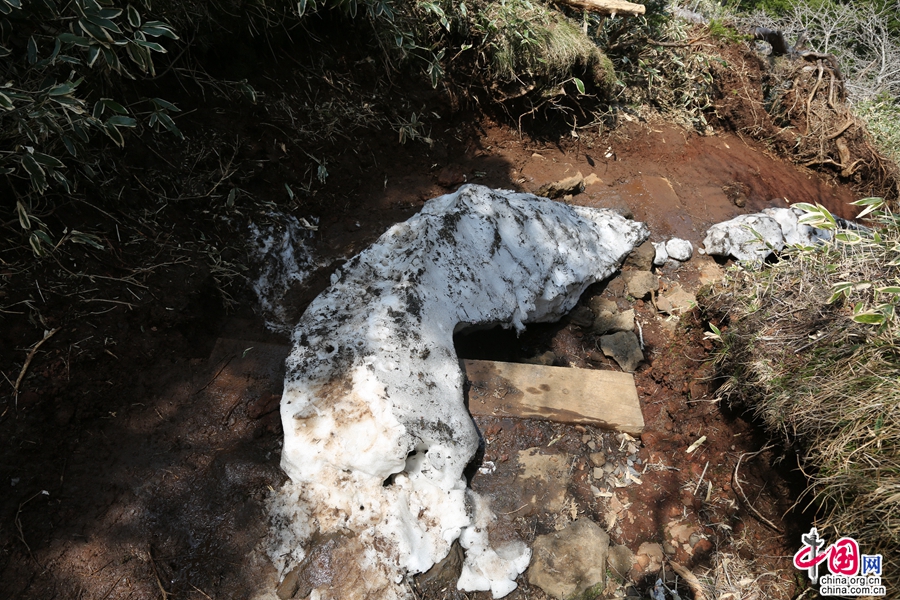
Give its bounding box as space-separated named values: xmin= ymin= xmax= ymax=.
xmin=475 ymin=0 xmax=614 ymax=98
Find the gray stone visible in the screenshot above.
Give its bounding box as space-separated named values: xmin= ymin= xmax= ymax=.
xmin=607 ymin=545 xmax=635 ymax=580
xmin=537 ymin=173 xmax=585 ymax=199
xmin=624 ymin=240 xmax=656 ymax=271
xmin=589 ymin=452 xmax=606 ymax=467
xmin=592 ymin=308 xmax=634 ymax=336
xmin=417 ymin=541 xmax=464 ymax=588
xmin=528 ymin=519 xmax=610 ymax=600
xmin=588 ymin=296 xmax=617 ymax=316
xmin=652 ymin=242 xmax=668 ymax=266
xmin=656 ymin=284 xmax=696 ymax=315
xmin=569 ymin=305 xmax=595 ymax=328
xmin=665 ymin=238 xmax=693 ymax=261
xmin=606 ymin=277 xmax=626 ymax=297
xmin=600 ymin=331 xmax=644 ymax=372
xmin=622 ymin=271 xmax=658 ymax=299
xmin=593 ymin=467 xmax=605 ymax=479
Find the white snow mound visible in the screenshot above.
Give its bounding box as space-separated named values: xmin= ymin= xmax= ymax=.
xmin=271 ymin=184 xmax=649 ymax=600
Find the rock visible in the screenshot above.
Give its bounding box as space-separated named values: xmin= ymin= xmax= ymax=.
xmin=583 ymin=173 xmax=602 ymax=187
xmin=606 ymin=277 xmax=626 ymax=297
xmin=272 ymin=184 xmax=648 ymax=600
xmin=522 ymin=351 xmax=557 ymax=366
xmin=592 ymin=308 xmax=634 ymax=336
xmin=622 ymin=271 xmax=658 ymax=299
xmin=537 ymin=172 xmax=585 ymax=199
xmin=417 ymin=540 xmax=464 ymax=588
xmin=635 ymin=542 xmax=664 ymax=574
xmin=588 ymin=296 xmax=617 ymax=316
xmin=589 ymin=452 xmax=606 ymax=467
xmin=276 ymin=532 xmax=388 ymax=600
xmin=652 ymin=242 xmax=668 ymax=266
xmin=607 ymin=545 xmax=635 ymax=580
xmin=600 ymin=331 xmax=643 ymax=372
xmin=701 ymin=207 xmax=831 ymax=263
xmin=528 ymin=519 xmax=610 ymax=600
xmin=656 ymin=284 xmax=696 ymax=315
xmin=437 ymin=164 xmax=466 ymax=188
xmin=593 ymin=467 xmax=605 ymax=479
xmin=665 ymin=238 xmax=693 ymax=261
xmin=568 ymin=305 xmax=595 ymax=328
xmin=624 ymin=240 xmax=656 ymax=271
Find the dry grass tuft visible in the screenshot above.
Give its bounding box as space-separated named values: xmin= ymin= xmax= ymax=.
xmin=699 ymin=201 xmax=900 ymax=593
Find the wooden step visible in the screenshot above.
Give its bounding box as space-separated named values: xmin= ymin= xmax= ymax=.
xmin=463 ymin=359 xmax=644 ymax=435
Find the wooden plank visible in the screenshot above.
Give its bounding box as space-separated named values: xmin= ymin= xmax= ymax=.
xmin=463 ymin=359 xmax=644 ymax=435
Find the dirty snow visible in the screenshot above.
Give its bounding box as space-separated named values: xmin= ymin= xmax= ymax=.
xmin=269 ymin=185 xmax=648 ymax=600
xmin=701 ymin=207 xmax=831 ymax=263
xmin=248 ymin=212 xmax=320 ymax=332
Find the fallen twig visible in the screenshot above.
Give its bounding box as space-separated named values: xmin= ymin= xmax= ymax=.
xmin=733 ymin=445 xmax=783 ymax=532
xmin=648 ymin=36 xmax=707 ymax=47
xmin=148 ymin=546 xmax=171 ymax=600
xmin=15 ymin=489 xmax=48 ymax=568
xmin=14 ymin=327 xmax=60 ymax=403
xmin=669 ymin=560 xmax=707 ymax=600
xmin=194 ymin=354 xmax=235 ymax=396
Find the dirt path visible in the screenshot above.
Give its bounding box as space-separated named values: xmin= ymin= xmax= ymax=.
xmin=1 ymin=113 xmax=856 ymax=599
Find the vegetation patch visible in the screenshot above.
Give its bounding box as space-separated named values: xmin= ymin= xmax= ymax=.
xmin=700 ymin=199 xmax=900 ymax=593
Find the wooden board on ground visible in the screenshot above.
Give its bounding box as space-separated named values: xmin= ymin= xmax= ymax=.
xmin=463 ymin=359 xmax=644 ymax=435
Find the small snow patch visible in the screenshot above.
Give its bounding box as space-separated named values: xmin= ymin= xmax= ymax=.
xmin=248 ymin=212 xmax=320 ymax=332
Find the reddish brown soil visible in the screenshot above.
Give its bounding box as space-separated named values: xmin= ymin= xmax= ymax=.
xmin=0 ymin=76 xmax=861 ymax=600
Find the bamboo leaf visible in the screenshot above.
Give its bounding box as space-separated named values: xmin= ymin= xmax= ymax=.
xmin=22 ymin=154 xmax=48 ymax=192
xmin=852 ymin=312 xmax=885 ymax=325
xmin=126 ymin=4 xmax=141 ymax=27
xmin=32 ymin=152 xmax=65 ymax=168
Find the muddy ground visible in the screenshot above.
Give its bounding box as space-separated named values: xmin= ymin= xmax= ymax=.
xmin=0 ymin=39 xmax=863 ymax=600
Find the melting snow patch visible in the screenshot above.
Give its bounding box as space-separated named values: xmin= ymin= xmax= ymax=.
xmin=248 ymin=212 xmax=320 ymax=332
xmin=701 ymin=207 xmax=831 ymax=263
xmin=268 ymin=184 xmax=648 ymax=600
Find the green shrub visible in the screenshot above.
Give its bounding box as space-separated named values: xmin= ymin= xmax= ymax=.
xmin=1 ymin=0 xmax=181 ymax=254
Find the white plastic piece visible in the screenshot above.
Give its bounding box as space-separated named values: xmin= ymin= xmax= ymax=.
xmin=269 ymin=184 xmax=648 ymax=600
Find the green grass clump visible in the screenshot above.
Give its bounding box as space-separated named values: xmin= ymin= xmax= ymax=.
xmin=476 ymin=0 xmax=614 ymax=94
xmin=699 ymin=199 xmax=900 ymax=592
